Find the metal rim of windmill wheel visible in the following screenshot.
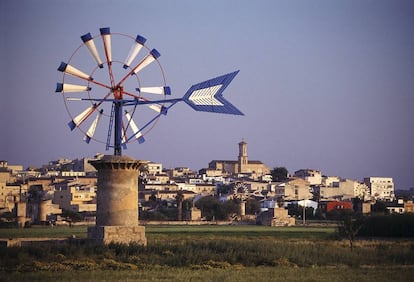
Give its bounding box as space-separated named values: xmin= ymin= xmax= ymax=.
xmin=233 ymin=182 xmax=249 ymax=201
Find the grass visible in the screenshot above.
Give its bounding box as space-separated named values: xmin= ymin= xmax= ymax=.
xmin=148 ymin=225 xmax=336 ymax=238
xmin=0 ymin=224 xmax=337 ymax=240
xmin=2 ymin=266 xmax=414 ymax=282
xmin=0 ymin=225 xmax=88 ymax=239
xmin=1 ymin=224 xmax=414 ymax=281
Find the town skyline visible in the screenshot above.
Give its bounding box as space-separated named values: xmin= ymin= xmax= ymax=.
xmin=3 ymin=141 xmax=407 ymax=192
xmin=2 ymin=1 xmax=414 ymax=190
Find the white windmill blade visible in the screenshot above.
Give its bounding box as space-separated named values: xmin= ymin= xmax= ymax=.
xmin=136 ymin=86 xmax=171 ymax=95
xmin=68 ymin=105 xmax=95 ymax=131
xmin=121 ymin=130 xmax=128 ymax=145
xmin=136 ymin=87 xmax=170 ymax=113
xmin=123 ymin=35 xmax=147 ymax=69
xmin=125 ymin=111 xmax=145 ymax=144
xmin=131 ymin=49 xmax=160 ymax=75
xmin=66 ymin=98 xmax=83 ymax=101
xmin=81 ymin=32 xmax=104 ymax=68
xmin=55 ymin=83 xmax=91 ymax=93
xmin=148 ymin=104 xmax=162 ymax=113
xmin=83 ymin=109 xmax=103 ymax=143
xmin=58 ymin=62 xmax=93 ymax=80
xmin=100 ymin=27 xmax=112 ymax=64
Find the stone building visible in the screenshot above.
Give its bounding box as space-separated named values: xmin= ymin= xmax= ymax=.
xmin=208 ymin=140 xmax=270 ymax=177
xmin=283 ymin=178 xmax=313 ymax=201
xmin=256 ymin=207 xmax=295 ymax=226
xmin=317 ymin=179 xmax=370 ymax=201
xmin=0 ymin=183 xmax=23 ymax=211
xmin=53 ymin=181 xmax=96 ymax=212
xmin=404 ymin=201 xmax=414 ymax=213
xmin=294 ymin=169 xmax=322 ymax=186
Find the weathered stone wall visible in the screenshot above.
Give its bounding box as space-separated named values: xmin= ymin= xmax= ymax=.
xmin=88 ymin=155 xmax=147 ymax=245
xmin=88 ymin=225 xmax=147 ymax=245
xmin=90 ymin=155 xmax=145 ymax=226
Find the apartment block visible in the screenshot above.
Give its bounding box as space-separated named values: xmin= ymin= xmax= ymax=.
xmin=53 ymin=181 xmax=96 ymax=212
xmin=363 ymin=177 xmax=394 ymax=200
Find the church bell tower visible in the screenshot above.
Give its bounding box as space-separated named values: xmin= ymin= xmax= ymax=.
xmin=238 ymin=140 xmax=248 ymax=173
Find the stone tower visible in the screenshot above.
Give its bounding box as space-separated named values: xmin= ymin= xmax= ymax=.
xmin=87 ymin=155 xmax=147 ymax=245
xmin=238 ymin=140 xmax=248 ymax=173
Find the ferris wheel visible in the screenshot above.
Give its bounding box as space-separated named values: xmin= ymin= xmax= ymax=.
xmin=56 ymin=27 xmax=243 ymax=156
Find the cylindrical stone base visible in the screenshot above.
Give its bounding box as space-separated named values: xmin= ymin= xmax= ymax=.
xmin=88 ymin=155 xmax=147 ymax=245
xmin=39 ymin=200 xmax=49 ymax=222
xmin=16 ymin=216 xmax=26 ymax=228
xmin=240 ymin=201 xmax=246 ymax=216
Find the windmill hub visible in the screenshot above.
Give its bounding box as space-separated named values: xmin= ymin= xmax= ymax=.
xmin=113 ymin=86 xmax=123 ymax=99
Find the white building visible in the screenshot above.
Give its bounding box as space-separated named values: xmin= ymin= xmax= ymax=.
xmin=363 ymin=177 xmax=394 ymax=201
xmin=294 ymin=169 xmax=322 ymax=186
xmin=146 ymin=162 xmax=163 ymax=175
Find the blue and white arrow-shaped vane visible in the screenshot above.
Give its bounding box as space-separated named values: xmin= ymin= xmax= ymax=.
xmin=182 ymin=70 xmax=243 ymax=115
xmin=128 ymin=70 xmax=244 ymax=116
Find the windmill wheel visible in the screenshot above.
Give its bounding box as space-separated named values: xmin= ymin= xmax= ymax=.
xmin=233 ymin=182 xmax=249 ymax=201
xmin=56 ymin=27 xmax=170 ymax=154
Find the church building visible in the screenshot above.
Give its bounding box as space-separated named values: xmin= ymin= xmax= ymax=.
xmin=207 ymin=140 xmax=270 ymax=176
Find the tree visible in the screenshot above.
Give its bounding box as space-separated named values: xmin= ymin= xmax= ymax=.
xmin=372 ymin=201 xmax=388 ymax=214
xmin=149 ymin=192 xmax=157 ymax=209
xmin=195 ymin=196 xmax=241 ymax=221
xmin=287 ymin=203 xmax=300 ymax=217
xmin=195 ymin=196 xmax=221 ymax=221
xmin=245 ymin=198 xmax=261 ymax=215
xmin=271 ymin=167 xmax=289 ymax=182
xmin=28 ymin=185 xmax=43 ymax=202
xmin=175 ymin=190 xmax=184 ymax=221
xmin=61 ymin=209 xmax=83 ymax=225
xmin=338 ymin=212 xmax=365 ymax=251
xmin=287 ymin=203 xmax=315 ymax=220
xmin=216 ymin=184 xmax=233 ymax=195
xmin=220 ymin=199 xmax=240 ymax=220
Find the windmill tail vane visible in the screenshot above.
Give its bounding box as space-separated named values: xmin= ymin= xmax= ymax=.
xmin=56 ymin=27 xmax=243 ymax=156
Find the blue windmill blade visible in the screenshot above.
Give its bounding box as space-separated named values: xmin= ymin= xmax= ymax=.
xmin=182 ymin=70 xmax=244 ymax=115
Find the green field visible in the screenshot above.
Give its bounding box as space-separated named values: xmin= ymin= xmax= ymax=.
xmin=1 ymin=225 xmax=414 ymax=281
xmin=0 ymin=225 xmax=88 ymax=239
xmin=0 ymin=224 xmax=336 ymax=240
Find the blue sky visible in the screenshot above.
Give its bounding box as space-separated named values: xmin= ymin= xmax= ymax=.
xmin=1 ymin=0 xmax=414 ymax=189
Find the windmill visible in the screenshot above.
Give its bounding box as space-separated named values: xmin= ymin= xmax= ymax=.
xmin=55 ymin=27 xmax=243 ymax=244
xmin=56 ymin=27 xmax=243 ymax=156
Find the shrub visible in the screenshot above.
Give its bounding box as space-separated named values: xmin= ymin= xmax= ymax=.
xmin=358 ymin=214 xmax=414 ymax=237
